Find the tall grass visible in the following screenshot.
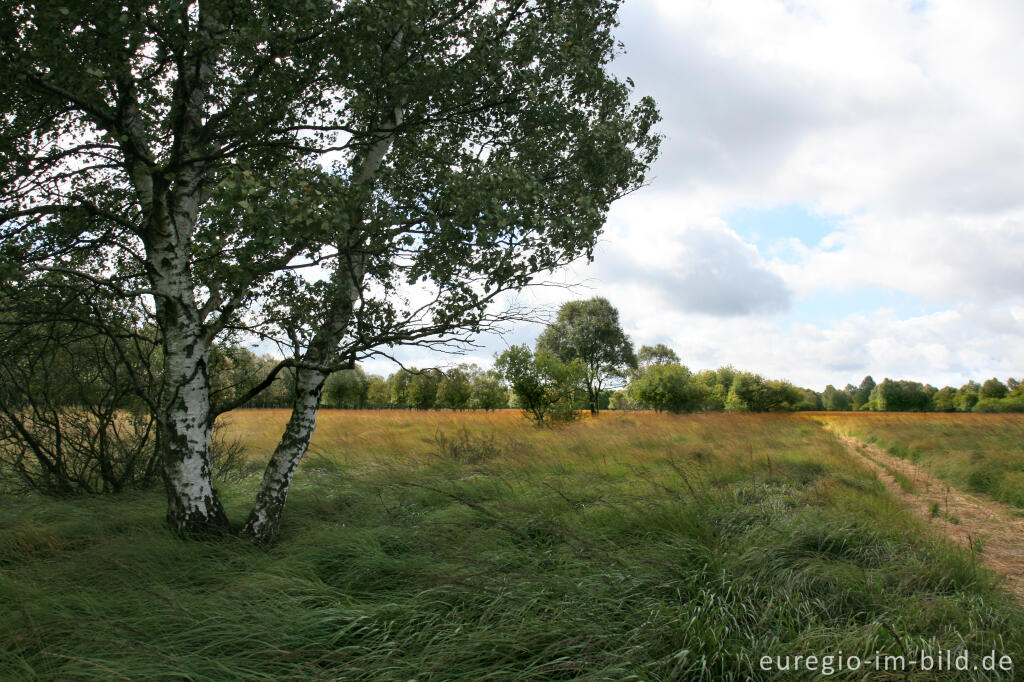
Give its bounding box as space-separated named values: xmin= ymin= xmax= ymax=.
xmin=819 ymin=412 xmax=1024 ymax=509
xmin=2 ymin=411 xmax=1020 ymax=679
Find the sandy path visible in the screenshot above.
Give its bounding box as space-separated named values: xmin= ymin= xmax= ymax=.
xmin=834 ymin=432 xmax=1024 ymax=602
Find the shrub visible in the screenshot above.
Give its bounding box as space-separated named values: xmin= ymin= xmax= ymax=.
xmin=972 ymin=397 xmax=1024 ymax=413
xmin=495 ymin=345 xmax=584 ymax=425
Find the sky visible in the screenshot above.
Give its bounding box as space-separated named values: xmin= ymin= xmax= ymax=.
xmin=365 ymin=0 xmax=1024 ymax=391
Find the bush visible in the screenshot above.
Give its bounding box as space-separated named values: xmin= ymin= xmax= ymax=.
xmin=972 ymin=397 xmax=1024 ymax=413
xmin=434 ymin=428 xmax=504 ymax=464
xmin=495 ymin=345 xmax=583 ymax=425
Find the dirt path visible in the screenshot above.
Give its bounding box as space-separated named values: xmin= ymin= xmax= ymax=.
xmin=834 ymin=432 xmax=1024 ymax=601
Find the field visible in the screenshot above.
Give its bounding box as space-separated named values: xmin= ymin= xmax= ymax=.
xmin=819 ymin=413 xmax=1024 ymax=509
xmin=2 ymin=411 xmax=1023 ymax=680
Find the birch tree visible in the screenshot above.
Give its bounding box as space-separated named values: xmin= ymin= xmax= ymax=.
xmin=1 ymin=0 xmax=660 ymax=540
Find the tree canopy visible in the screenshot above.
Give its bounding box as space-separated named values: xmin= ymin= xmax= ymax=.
xmin=1 ymin=0 xmax=660 ymax=540
xmin=535 ymin=297 xmax=636 ymax=413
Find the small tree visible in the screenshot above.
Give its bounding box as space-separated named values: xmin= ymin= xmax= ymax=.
xmin=495 ymin=345 xmax=583 ymax=425
xmin=852 ymin=376 xmax=876 ymax=410
xmin=931 ymin=386 xmax=958 ymax=412
xmin=324 ymin=366 xmax=371 ymax=409
xmin=407 ymin=370 xmax=442 ymax=410
xmin=536 ymin=298 xmax=636 ymax=414
xmin=365 ymin=378 xmax=390 ymax=409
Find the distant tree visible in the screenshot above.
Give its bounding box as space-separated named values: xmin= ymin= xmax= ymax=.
xmin=693 ymin=368 xmax=732 ymax=411
xmin=435 ymin=367 xmax=472 ymax=410
xmin=408 ymin=370 xmax=442 ymax=410
xmin=636 ymin=344 xmax=680 ymax=372
xmin=608 ymin=390 xmax=635 ymax=411
xmin=725 ymin=373 xmax=802 ymax=412
xmin=822 ymin=385 xmax=852 ymax=411
xmin=630 ymin=364 xmax=703 ymax=413
xmin=495 ymin=346 xmax=583 ymax=425
xmin=980 ymin=378 xmax=1009 ymax=400
xmin=931 ymin=386 xmax=958 ymax=412
xmin=870 ymin=379 xmax=930 ymax=412
xmin=536 ymin=298 xmax=636 ymax=414
xmin=1008 ymin=378 xmax=1021 ymax=395
xmin=795 ymin=388 xmax=823 ymax=411
xmin=852 ymin=376 xmax=876 ymax=410
xmin=365 ymin=379 xmax=390 ymax=409
xmin=324 ymin=366 xmax=371 ymax=409
xmin=387 ymin=371 xmax=414 ymax=409
xmin=469 ymin=369 xmax=508 ymax=411
xmin=954 ymin=381 xmax=981 ymax=412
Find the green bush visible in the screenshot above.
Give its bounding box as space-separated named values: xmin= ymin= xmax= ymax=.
xmin=973 ymin=397 xmax=1024 ymax=413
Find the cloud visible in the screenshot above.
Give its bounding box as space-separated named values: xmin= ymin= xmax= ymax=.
xmin=368 ymin=0 xmax=1024 ymax=388
xmin=595 ymin=224 xmax=790 ymax=316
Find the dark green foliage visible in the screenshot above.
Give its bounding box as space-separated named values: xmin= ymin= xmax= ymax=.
xmin=468 ymin=368 xmax=508 ymax=411
xmin=973 ymin=397 xmax=1024 ymax=413
xmin=954 ymin=381 xmax=981 ymax=412
xmin=869 ymin=379 xmax=931 ymax=412
xmin=535 ymin=297 xmax=636 ymax=414
xmin=324 ymin=367 xmax=373 ymax=409
xmin=822 ymin=385 xmax=852 ymax=411
xmin=495 ymin=345 xmax=583 ymax=424
xmin=980 ymin=378 xmax=1009 ymax=400
xmin=435 ymin=367 xmax=472 ymax=410
xmin=726 ymin=373 xmax=804 ymax=412
xmin=408 ymin=370 xmax=443 ymax=410
xmin=636 ymin=343 xmax=680 ymax=371
xmin=931 ymin=386 xmax=958 ymax=412
xmin=853 ymin=376 xmax=876 ymax=410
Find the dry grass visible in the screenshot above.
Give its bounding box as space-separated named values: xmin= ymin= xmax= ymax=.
xmin=2 ymin=410 xmax=1022 ymax=680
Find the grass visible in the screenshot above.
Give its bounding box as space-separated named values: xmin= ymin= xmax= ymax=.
xmin=1 ymin=411 xmax=1022 ymax=680
xmin=818 ymin=412 xmax=1024 ymax=509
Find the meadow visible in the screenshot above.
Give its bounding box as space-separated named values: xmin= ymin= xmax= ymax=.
xmin=819 ymin=413 xmax=1024 ymax=510
xmin=2 ymin=410 xmax=1022 ymax=680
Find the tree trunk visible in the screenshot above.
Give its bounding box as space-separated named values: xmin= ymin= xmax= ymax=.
xmin=240 ymin=94 xmax=403 ymax=543
xmin=240 ymin=365 xmax=327 ymax=542
xmin=146 ymin=186 xmax=229 ymax=536
xmin=158 ymin=315 xmax=230 ymax=535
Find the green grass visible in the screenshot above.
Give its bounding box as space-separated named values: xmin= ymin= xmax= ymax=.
xmin=1 ymin=412 xmax=1021 ymax=680
xmin=820 ymin=413 xmax=1024 ymax=509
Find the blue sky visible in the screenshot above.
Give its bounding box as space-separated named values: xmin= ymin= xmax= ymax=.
xmin=363 ymin=0 xmax=1024 ymax=390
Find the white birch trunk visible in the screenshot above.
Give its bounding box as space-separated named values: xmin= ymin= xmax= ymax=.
xmin=146 ymin=187 xmax=229 ymax=535
xmin=240 ymin=365 xmax=327 ymax=541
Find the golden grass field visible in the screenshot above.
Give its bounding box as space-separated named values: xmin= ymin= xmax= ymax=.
xmin=4 ymin=409 xmax=1023 ymax=680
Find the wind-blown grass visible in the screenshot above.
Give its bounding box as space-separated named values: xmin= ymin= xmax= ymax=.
xmin=2 ymin=411 xmax=1020 ymax=680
